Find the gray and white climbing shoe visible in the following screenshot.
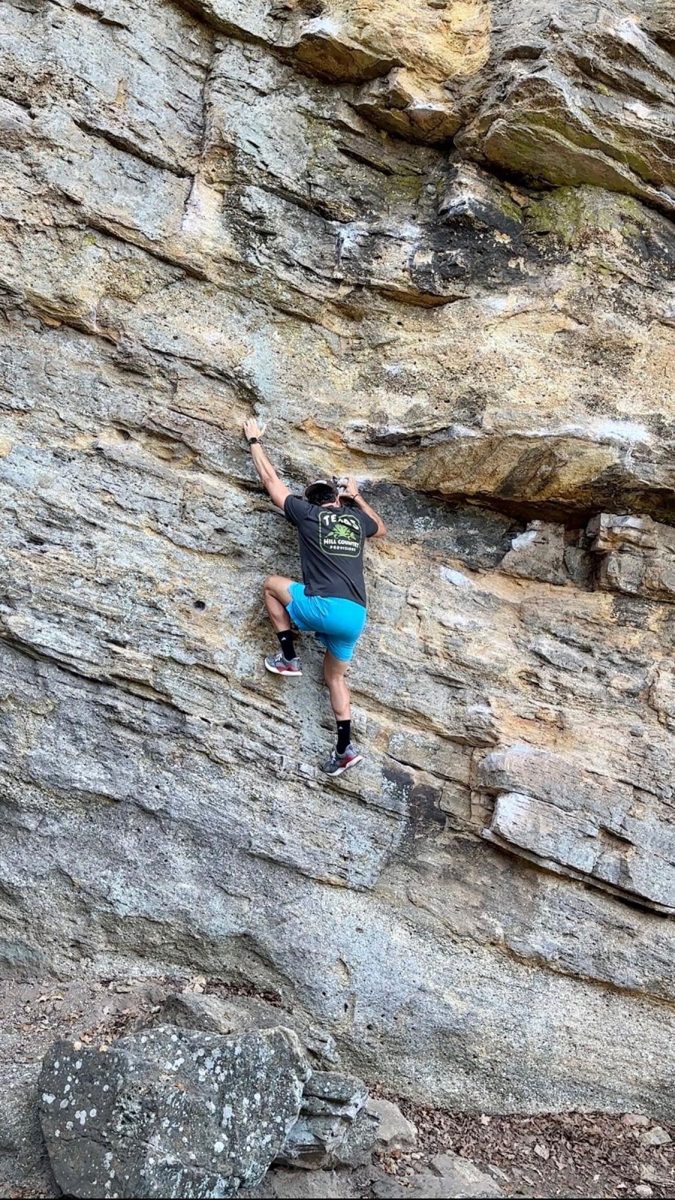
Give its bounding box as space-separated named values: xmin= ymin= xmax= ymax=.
xmin=264 ymin=651 xmax=302 ymax=676
xmin=320 ymin=743 xmax=363 ymax=776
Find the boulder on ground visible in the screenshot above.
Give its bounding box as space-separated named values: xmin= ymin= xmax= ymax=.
xmin=38 ymin=1025 xmax=311 ymax=1199
xmin=366 ymin=1097 xmax=417 ymax=1150
xmin=153 ymin=993 xmax=339 ymax=1069
xmin=277 ymin=1070 xmax=377 ymax=1169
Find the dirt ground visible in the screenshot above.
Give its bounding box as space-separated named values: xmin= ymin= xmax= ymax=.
xmin=375 ymin=1091 xmax=675 ymax=1199
xmin=2 ymin=975 xmax=673 ymax=1200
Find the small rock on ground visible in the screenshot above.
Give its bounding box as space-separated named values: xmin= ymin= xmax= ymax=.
xmin=367 ymin=1098 xmax=417 ymax=1150
xmin=371 ymin=1152 xmax=502 ymax=1199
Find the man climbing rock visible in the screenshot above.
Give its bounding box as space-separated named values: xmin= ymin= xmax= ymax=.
xmin=244 ymin=418 xmax=386 ymax=776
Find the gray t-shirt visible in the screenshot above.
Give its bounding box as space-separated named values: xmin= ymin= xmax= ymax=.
xmin=284 ymin=496 xmax=378 ymax=608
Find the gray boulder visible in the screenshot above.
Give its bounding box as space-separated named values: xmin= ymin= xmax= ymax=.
xmin=366 ymin=1098 xmax=417 ymax=1150
xmin=153 ymin=994 xmax=340 ymax=1069
xmin=38 ymin=1025 xmax=311 ymax=1199
xmin=277 ymin=1071 xmax=377 ymax=1169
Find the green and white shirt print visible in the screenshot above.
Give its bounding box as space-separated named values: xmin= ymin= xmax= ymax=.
xmin=318 ymin=510 xmax=363 ymax=557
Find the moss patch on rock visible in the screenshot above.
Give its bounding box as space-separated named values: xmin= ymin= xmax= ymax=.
xmin=527 ymin=186 xmax=646 ymax=248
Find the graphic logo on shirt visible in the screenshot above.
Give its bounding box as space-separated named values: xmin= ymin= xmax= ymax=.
xmin=319 ymin=511 xmax=362 ymax=557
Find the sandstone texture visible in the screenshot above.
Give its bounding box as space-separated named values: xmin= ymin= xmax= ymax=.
xmin=1 ymin=0 xmax=675 ymax=1132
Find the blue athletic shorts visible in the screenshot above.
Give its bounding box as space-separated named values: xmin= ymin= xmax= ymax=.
xmin=286 ymin=583 xmax=367 ymax=662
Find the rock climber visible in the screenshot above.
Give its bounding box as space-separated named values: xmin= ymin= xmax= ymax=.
xmin=243 ymin=418 xmax=386 ymax=776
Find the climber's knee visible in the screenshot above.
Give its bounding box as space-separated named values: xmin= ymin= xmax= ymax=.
xmin=263 ymin=575 xmax=293 ymax=606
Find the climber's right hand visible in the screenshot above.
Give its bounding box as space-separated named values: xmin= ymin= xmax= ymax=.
xmin=243 ymin=418 xmax=267 ymax=443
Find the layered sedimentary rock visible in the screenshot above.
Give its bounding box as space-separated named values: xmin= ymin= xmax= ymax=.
xmin=1 ymin=0 xmax=675 ymax=1124
xmin=460 ymin=0 xmax=675 ymax=211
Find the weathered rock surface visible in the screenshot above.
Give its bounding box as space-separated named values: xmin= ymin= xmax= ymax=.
xmin=2 ymin=0 xmax=675 ymax=1141
xmin=589 ymin=513 xmax=675 ymax=603
xmin=38 ymin=1025 xmax=311 ymax=1198
xmin=278 ymin=1070 xmax=376 ymax=1169
xmin=480 ymin=743 xmax=675 ymax=911
xmin=152 ymin=993 xmax=340 ymax=1069
xmin=0 ymin=1061 xmax=50 ymax=1197
xmin=371 ymin=1152 xmax=502 ymax=1199
xmin=460 ymin=1 xmax=675 ymax=212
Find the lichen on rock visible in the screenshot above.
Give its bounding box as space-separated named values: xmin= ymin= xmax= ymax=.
xmin=38 ymin=1026 xmax=311 ymax=1199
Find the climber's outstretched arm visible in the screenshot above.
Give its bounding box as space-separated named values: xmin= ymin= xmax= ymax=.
xmin=243 ymin=419 xmax=290 ymax=509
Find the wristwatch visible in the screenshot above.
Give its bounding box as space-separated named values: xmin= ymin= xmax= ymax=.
xmin=247 ymin=437 xmax=260 ymax=446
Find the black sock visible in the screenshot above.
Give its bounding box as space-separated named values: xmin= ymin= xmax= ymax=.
xmin=336 ymin=719 xmax=351 ymax=755
xmin=277 ymin=630 xmax=296 ymax=661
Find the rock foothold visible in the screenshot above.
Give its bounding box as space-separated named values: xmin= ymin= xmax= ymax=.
xmin=38 ymin=1025 xmax=311 ymax=1199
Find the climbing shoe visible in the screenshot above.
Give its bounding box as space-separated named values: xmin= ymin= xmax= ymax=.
xmin=320 ymin=744 xmax=363 ymax=777
xmin=264 ymin=651 xmax=302 ymax=676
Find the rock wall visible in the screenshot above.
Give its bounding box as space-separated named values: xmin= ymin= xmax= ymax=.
xmin=1 ymin=0 xmax=675 ymax=1116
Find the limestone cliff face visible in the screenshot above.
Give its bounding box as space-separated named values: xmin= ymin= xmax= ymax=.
xmin=1 ymin=0 xmax=675 ymax=1116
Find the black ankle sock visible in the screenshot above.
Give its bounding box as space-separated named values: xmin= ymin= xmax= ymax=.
xmin=277 ymin=630 xmax=296 ymax=661
xmin=336 ymin=719 xmax=351 ymax=755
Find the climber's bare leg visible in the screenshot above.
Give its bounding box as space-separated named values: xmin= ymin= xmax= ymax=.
xmin=263 ymin=575 xmax=293 ymax=632
xmin=321 ymin=652 xmax=361 ymax=774
xmin=263 ymin=576 xmax=302 ymax=676
xmin=323 ymin=652 xmax=351 ymax=721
